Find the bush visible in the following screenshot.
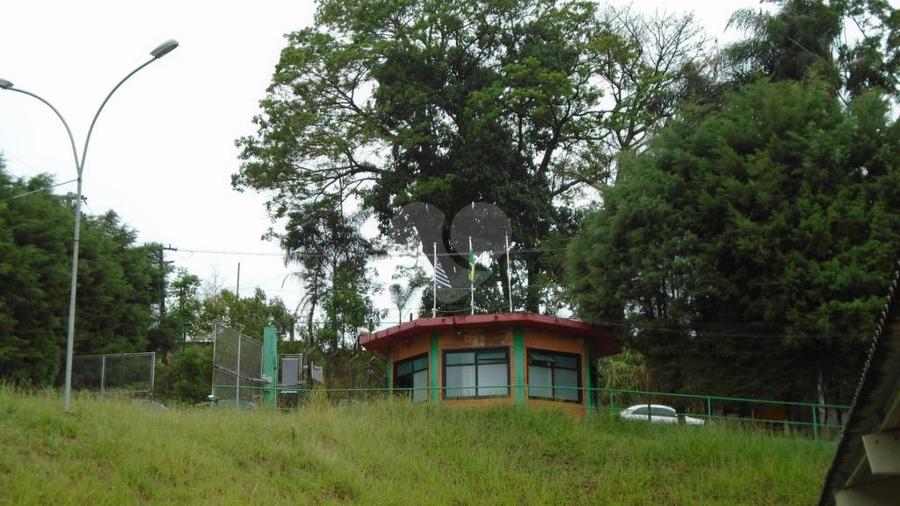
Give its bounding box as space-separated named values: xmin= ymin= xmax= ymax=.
xmin=155 ymin=345 xmax=212 ymax=403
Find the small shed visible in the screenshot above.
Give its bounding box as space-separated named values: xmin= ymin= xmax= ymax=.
xmin=359 ymin=312 xmax=620 ymax=416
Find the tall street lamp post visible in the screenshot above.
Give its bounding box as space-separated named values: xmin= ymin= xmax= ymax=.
xmin=0 ymin=39 xmax=179 ymax=411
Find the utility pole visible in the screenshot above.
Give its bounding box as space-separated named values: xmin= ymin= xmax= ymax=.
xmin=159 ymin=244 xmax=177 ymax=318
xmin=158 ymin=244 xmax=177 ymax=318
xmin=236 ymin=262 xmax=241 ymax=298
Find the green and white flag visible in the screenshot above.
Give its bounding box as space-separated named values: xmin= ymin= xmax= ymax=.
xmin=467 ymin=250 xmax=478 ymax=282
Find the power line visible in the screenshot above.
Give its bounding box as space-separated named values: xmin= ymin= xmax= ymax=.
xmin=167 ymin=245 xmax=569 ymax=258
xmin=9 ymin=178 xmax=78 ymax=199
xmin=0 ymin=147 xmax=47 ymax=178
xmin=172 ymin=247 xmax=285 ymax=257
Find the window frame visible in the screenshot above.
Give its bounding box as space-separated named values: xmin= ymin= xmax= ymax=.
xmin=650 ymin=406 xmax=677 ymax=418
xmin=393 ymin=353 xmax=429 ymax=401
xmin=526 ymin=348 xmax=583 ymax=404
xmin=442 ymin=347 xmax=511 ymax=400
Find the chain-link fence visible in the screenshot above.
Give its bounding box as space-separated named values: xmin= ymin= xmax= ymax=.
xmin=211 ymin=323 xmax=266 ymax=408
xmin=71 ymin=352 xmax=155 ymax=393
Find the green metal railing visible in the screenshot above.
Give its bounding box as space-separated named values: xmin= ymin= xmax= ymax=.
xmin=596 ymin=386 xmax=848 ymax=440
xmin=209 ymin=383 xmax=849 ymax=440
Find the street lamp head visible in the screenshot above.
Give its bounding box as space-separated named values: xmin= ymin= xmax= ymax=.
xmin=150 ymin=39 xmax=179 ymax=59
xmin=0 ymin=78 xmax=13 ymax=89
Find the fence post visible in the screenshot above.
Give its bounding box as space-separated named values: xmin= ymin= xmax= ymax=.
xmin=149 ymin=352 xmax=155 ymax=393
xmin=706 ymin=396 xmax=712 ymax=422
xmin=610 ymin=391 xmax=616 ymax=413
xmin=386 ymin=347 xmax=393 ymax=399
xmin=236 ymin=331 xmax=242 ymax=407
xmin=812 ymin=404 xmax=819 ymax=441
xmin=211 ymin=323 xmax=218 ymax=402
xmin=100 ymin=355 xmax=106 ymax=393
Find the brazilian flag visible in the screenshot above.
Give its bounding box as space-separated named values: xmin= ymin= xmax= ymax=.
xmin=467 ymin=251 xmax=477 ymax=282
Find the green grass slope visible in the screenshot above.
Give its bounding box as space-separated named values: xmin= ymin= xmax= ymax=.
xmin=0 ymin=388 xmax=834 ymax=505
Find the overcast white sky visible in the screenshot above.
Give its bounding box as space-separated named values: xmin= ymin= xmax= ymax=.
xmin=0 ymin=0 xmax=760 ymax=329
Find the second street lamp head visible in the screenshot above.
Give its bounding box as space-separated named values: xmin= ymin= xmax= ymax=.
xmin=150 ymin=39 xmax=179 ymax=59
xmin=0 ymin=79 xmax=13 ymax=89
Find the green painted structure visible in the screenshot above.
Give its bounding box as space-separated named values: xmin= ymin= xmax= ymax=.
xmin=262 ymin=325 xmax=278 ymax=407
xmin=513 ymin=327 xmax=525 ymax=406
xmin=430 ymin=332 xmax=440 ymax=406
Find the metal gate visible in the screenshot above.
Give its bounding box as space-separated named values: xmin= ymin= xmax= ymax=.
xmin=211 ymin=323 xmax=266 ymax=408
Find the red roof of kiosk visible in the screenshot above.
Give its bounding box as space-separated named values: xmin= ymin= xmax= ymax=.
xmin=359 ymin=312 xmax=620 ymax=357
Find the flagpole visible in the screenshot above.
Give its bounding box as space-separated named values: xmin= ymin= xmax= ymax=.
xmin=432 ymin=242 xmax=437 ymax=318
xmin=469 ymin=236 xmax=474 ymax=315
xmin=506 ymin=233 xmax=513 ymax=313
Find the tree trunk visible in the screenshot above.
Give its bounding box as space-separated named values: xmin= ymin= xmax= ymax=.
xmin=306 ymin=295 xmax=317 ymax=345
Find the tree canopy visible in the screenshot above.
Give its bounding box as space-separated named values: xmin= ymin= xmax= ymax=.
xmin=0 ymin=159 xmax=164 ymax=385
xmin=234 ymin=0 xmax=708 ymax=312
xmin=197 ymin=287 xmax=296 ymax=342
xmin=567 ymin=79 xmax=899 ymax=403
xmin=725 ymin=0 xmax=900 ymax=100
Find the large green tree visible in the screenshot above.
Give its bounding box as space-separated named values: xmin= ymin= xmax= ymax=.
xmin=567 ymin=79 xmax=899 ymax=404
xmin=0 ymin=167 xmax=70 ymax=384
xmin=197 ymin=287 xmax=296 ymax=342
xmin=726 ymin=0 xmax=899 ymax=100
xmin=234 ymin=0 xmax=708 ymax=312
xmin=148 ymin=268 xmax=202 ymax=362
xmin=73 ymin=211 xmax=159 ymax=355
xmin=0 ymin=159 xmax=163 ymax=384
xmin=278 ymin=196 xmax=380 ymax=349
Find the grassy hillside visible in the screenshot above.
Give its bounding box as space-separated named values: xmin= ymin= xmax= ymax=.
xmin=0 ymin=388 xmax=834 ymax=505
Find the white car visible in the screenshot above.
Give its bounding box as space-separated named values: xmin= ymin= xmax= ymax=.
xmin=619 ymin=404 xmax=706 ymax=426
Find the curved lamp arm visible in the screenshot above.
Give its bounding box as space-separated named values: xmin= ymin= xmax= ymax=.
xmin=80 ymin=39 xmax=179 ymax=176
xmin=1 ymin=85 xmax=81 ymax=173
xmin=0 ymin=39 xmax=178 ymax=179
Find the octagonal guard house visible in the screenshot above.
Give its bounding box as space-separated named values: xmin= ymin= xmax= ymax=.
xmin=360 ymin=312 xmax=620 ymax=416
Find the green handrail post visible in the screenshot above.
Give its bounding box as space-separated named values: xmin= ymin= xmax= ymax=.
xmin=583 ymin=338 xmax=594 ymax=414
xmin=610 ymin=390 xmax=616 ymax=413
xmin=386 ymin=347 xmax=393 ymax=399
xmin=812 ymin=404 xmax=819 ymax=441
xmin=430 ymin=332 xmax=439 ymax=406
xmin=513 ymin=327 xmax=525 ymax=406
xmin=706 ymin=396 xmax=712 ymax=421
